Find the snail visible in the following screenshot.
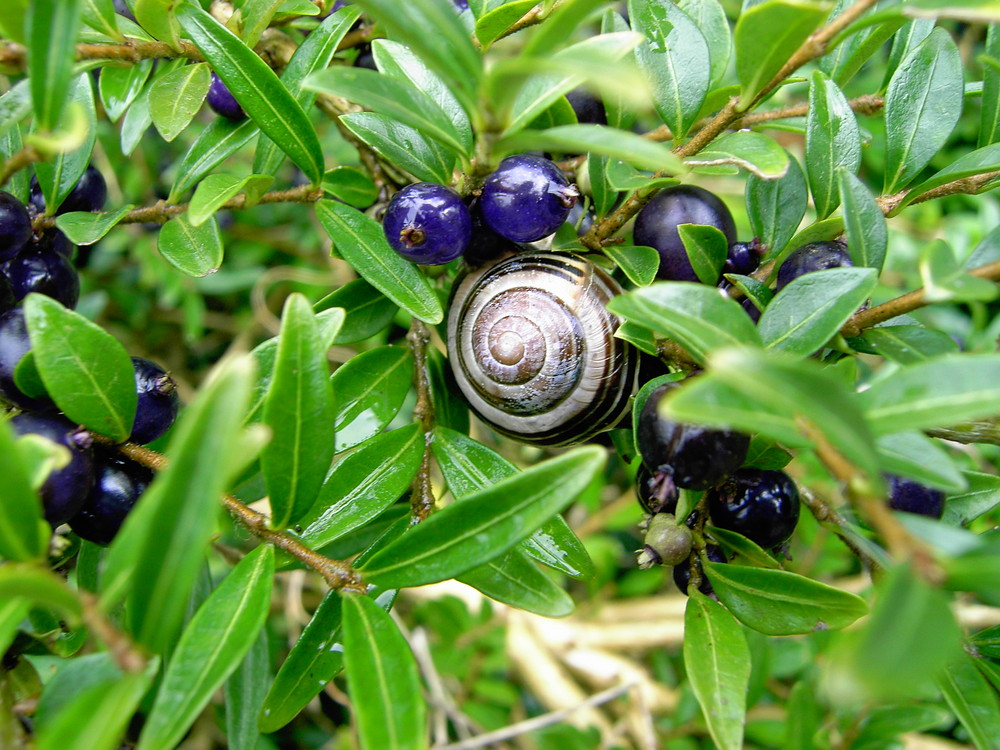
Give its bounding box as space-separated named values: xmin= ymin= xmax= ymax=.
xmin=446 ymin=252 xmax=638 ymax=446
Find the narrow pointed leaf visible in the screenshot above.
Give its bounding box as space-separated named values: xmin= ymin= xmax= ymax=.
xmin=225 ymin=629 xmax=269 ymax=750
xmin=99 ymin=60 xmax=154 ymax=123
xmin=188 ymin=173 xmax=274 ymax=226
xmin=937 ymin=654 xmax=1000 ymax=750
xmin=138 ymin=546 xmax=275 ymax=750
xmin=838 ymin=168 xmax=887 ymax=271
xmin=459 ymin=549 xmax=575 ymax=617
xmin=341 ymin=112 xmax=456 ymax=184
xmin=170 ymin=118 xmax=259 ymax=201
xmin=746 ymin=153 xmax=807 ymax=259
xmin=806 ymin=71 xmax=861 ymax=218
xmin=55 ymin=206 xmax=135 ymax=246
xmin=34 ymin=75 xmax=98 ymax=215
xmin=158 ymin=214 xmax=224 ymax=277
xmin=28 ymin=0 xmax=83 ymax=131
xmin=360 ymin=446 xmax=606 ymax=588
xmin=331 ymin=346 xmax=412 ymax=452
xmin=149 ymin=62 xmax=211 ymax=142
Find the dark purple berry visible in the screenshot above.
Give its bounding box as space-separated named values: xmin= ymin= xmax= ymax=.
xmin=30 ymin=166 xmax=107 ymax=216
xmin=68 ymin=445 xmax=153 ymax=545
xmin=723 ymin=239 xmax=762 ymax=277
xmin=0 ymin=274 xmax=14 ymax=316
xmin=707 ymin=468 xmax=800 ymax=549
xmin=635 ymin=464 xmax=677 ymax=515
xmin=776 ymin=240 xmax=852 ymax=291
xmin=673 ymin=544 xmax=726 ymax=596
xmin=632 ymin=185 xmax=736 ymax=282
xmin=354 ymin=45 xmax=376 ymax=70
xmin=130 ymin=357 xmax=180 ymax=445
xmin=464 ymin=198 xmax=522 ymax=267
xmin=741 ymin=296 xmax=762 ymax=323
xmin=636 ymin=382 xmax=750 ymax=492
xmin=35 ymin=229 xmax=74 ymax=259
xmin=886 ymin=474 xmax=945 ymax=519
xmin=383 ymin=183 xmax=472 ymax=265
xmin=113 ymin=0 xmax=136 ymax=20
xmin=0 ymin=308 xmax=50 ymax=410
xmin=566 ymin=88 xmax=607 ymax=126
xmin=11 ymin=412 xmax=95 ymax=527
xmin=0 ymin=192 xmax=32 ymax=263
xmin=480 ymin=155 xmax=579 ymax=243
xmin=207 ymin=73 xmax=246 ymax=121
xmin=566 ymin=200 xmax=594 ymax=236
xmin=3 ymin=249 xmax=80 ymax=309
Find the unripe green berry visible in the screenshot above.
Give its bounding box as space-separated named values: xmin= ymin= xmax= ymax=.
xmin=637 ymin=513 xmax=693 ymax=569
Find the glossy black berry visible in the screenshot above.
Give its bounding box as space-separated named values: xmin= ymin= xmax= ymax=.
xmin=30 ymin=166 xmax=107 ymax=216
xmin=130 ymin=357 xmax=180 ymax=445
xmin=0 ymin=274 xmax=14 ymax=316
xmin=207 ymin=73 xmax=246 ymax=121
xmin=741 ymin=296 xmax=763 ymax=323
xmin=464 ymin=199 xmax=522 ymax=267
xmin=673 ymin=544 xmax=726 ymax=596
xmin=354 ymin=45 xmax=376 ymax=70
xmin=383 ymin=183 xmax=472 ymax=265
xmin=636 ymin=382 xmax=750 ymax=492
xmin=0 ymin=192 xmax=32 ymax=263
xmin=480 ymin=155 xmax=579 ymax=243
xmin=3 ymin=249 xmax=80 ymax=309
xmin=11 ymin=412 xmax=95 ymax=527
xmin=707 ymin=468 xmax=800 ymax=549
xmin=0 ymin=308 xmax=50 ymax=410
xmin=566 ymin=88 xmax=607 ymax=126
xmin=775 ymin=240 xmax=852 ymax=291
xmin=69 ymin=445 xmax=154 ymax=545
xmin=566 ymin=200 xmax=594 ymax=236
xmin=886 ymin=474 xmax=945 ymax=519
xmin=35 ymin=229 xmax=74 ymax=259
xmin=723 ymin=239 xmax=762 ymax=277
xmin=635 ymin=464 xmax=677 ymax=515
xmin=632 ymin=185 xmax=737 ymax=282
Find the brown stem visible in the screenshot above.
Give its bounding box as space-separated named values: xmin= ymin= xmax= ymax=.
xmin=877 ymin=171 xmax=1000 ymax=216
xmin=101 ymin=439 xmax=366 ymax=592
xmin=926 ymin=419 xmax=1000 ymax=446
xmin=493 ymin=6 xmax=544 ymax=44
xmin=407 ymin=318 xmax=436 ymax=523
xmin=0 ymin=40 xmax=203 ymax=70
xmin=79 ymin=591 xmax=148 ymax=674
xmin=796 ymin=482 xmax=881 ymax=574
xmin=0 ymin=146 xmax=43 ymax=189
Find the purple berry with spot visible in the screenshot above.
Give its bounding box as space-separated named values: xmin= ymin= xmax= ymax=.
xmin=886 ymin=474 xmax=945 ymax=519
xmin=383 ymin=183 xmax=472 ymax=265
xmin=723 ymin=239 xmax=763 ymax=277
xmin=776 ymin=240 xmax=852 ymax=291
xmin=4 ymin=250 xmax=80 ymax=309
xmin=0 ymin=192 xmax=32 ymax=263
xmin=11 ymin=412 xmax=95 ymax=526
xmin=69 ymin=445 xmax=154 ymax=545
xmin=633 ymin=185 xmax=736 ymax=282
xmin=129 ymin=357 xmax=180 ymax=445
xmin=480 ymin=155 xmax=579 ymax=243
xmin=207 ymin=73 xmax=246 ymax=121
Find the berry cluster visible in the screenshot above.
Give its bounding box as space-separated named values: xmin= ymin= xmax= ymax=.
xmin=381 ymin=154 xmax=579 ymax=266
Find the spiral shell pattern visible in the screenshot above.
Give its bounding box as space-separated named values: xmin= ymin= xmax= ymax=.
xmin=447 ymin=252 xmax=637 ymax=446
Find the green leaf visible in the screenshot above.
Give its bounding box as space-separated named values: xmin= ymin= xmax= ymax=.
xmin=322 ymin=167 xmax=378 ymax=209
xmin=944 ymin=472 xmax=1000 ymax=526
xmin=81 ymin=0 xmax=123 ymax=40
xmin=981 ymin=25 xmax=1000 ymax=147
xmin=0 ymin=0 xmax=28 ymax=42
xmin=36 ymin=662 xmax=158 ymax=750
xmin=24 ymin=294 xmax=137 ymax=442
xmin=298 ymin=425 xmax=424 ymax=550
xmin=254 ymin=5 xmax=362 ymax=176
xmin=342 ymin=593 xmax=428 ymax=750
xmin=149 ymin=62 xmax=211 ymax=142
xmin=0 ymin=565 xmax=82 ymax=623
xmin=745 ymin=153 xmax=807 ymax=259
xmin=138 ymin=546 xmax=274 ymax=750
xmin=134 ymin=0 xmax=181 ymax=50
xmin=759 ymin=267 xmax=877 ymax=355
xmin=860 ymin=324 xmax=958 ymax=364
xmin=734 ymin=0 xmax=831 ymax=110
xmin=607 ymin=283 xmax=763 ymax=365
xmin=432 ymin=426 xmax=594 ymax=580
xmin=259 ymin=591 xmax=344 ymax=733
xmin=305 ymin=67 xmax=468 ymax=158
xmin=876 ymin=431 xmax=967 ymax=493
xmin=331 ymin=346 xmax=412 ymax=452
xmin=459 ymin=548 xmax=574 ymax=617
xmin=360 ymin=446 xmax=606 ymax=589
xmin=315 ymin=280 xmax=398 ymax=345
xmin=176 ymin=3 xmax=325 ymax=184
xmin=902 ymin=0 xmax=1000 ymax=23
xmin=475 ymin=0 xmax=535 ymax=47
xmin=806 ymin=71 xmax=861 ymax=218
xmin=686 ymin=130 xmax=790 ymax=180
xmin=603 ymin=244 xmax=660 ymax=286
xmin=102 ymin=356 xmax=255 ymax=654
xmin=679 ymin=0 xmax=733 ymax=89
xmin=883 ymin=28 xmax=963 ymax=193
xmin=55 ymin=205 xmax=135 ymax=245
xmin=27 ymin=0 xmax=84 ymax=132
xmin=0 ymin=419 xmax=48 ymax=561
xmin=628 ymin=0 xmax=710 ymax=138
xmin=348 ymin=0 xmax=481 ymax=117
xmin=498 ymin=124 xmax=685 ymax=173
xmin=170 ymin=118 xmax=259 ymax=201
xmin=684 ymin=591 xmax=750 ymax=750
xmin=706 ymin=526 xmax=782 ymax=569
xmin=34 ymin=75 xmax=98 ymax=216
xmin=919 ymin=240 xmax=999 ymax=303
xmin=188 ymin=173 xmax=274 ymax=226
xmin=315 ymin=200 xmax=443 ymax=325
xmin=859 ymin=354 xmax=1000 ymax=435
xmin=158 ymin=214 xmax=224 ymax=277
xmin=705 ymin=562 xmax=867 ymax=635
xmin=679 ymin=224 xmax=728 ymax=285
xmin=522 ymin=0 xmax=609 ymax=57
xmin=897 ymin=141 xmax=1000 ymax=214
xmin=0 ymin=82 xmax=32 ymax=139
xmin=99 ymin=60 xmax=154 ymax=123
xmin=341 ymin=112 xmax=456 ymax=184
xmin=120 ymin=76 xmax=153 ymax=157
xmin=263 ymin=294 xmax=337 ymax=529
xmin=225 ymin=629 xmax=269 ymax=750
xmin=837 ymin=168 xmax=887 ymax=272
xmin=937 ymin=654 xmax=1000 ymax=750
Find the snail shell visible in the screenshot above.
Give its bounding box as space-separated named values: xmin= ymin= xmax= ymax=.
xmin=447 ymin=252 xmax=638 ymax=446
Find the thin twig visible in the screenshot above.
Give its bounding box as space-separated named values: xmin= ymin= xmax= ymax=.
xmin=78 ymin=591 xmax=148 ymax=674
xmin=407 ymin=318 xmax=437 ymax=523
xmin=0 ymin=40 xmax=203 ymax=70
xmin=0 ymin=146 xmax=43 ymax=189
